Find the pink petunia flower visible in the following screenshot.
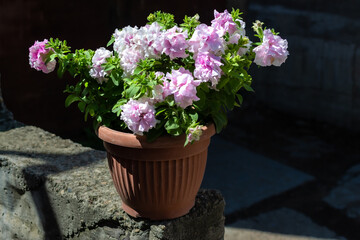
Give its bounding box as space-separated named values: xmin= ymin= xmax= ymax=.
xmin=157 ymin=26 xmax=189 ymax=59
xmin=188 ymin=24 xmax=225 ymax=56
xmin=113 ymin=26 xmax=139 ymax=54
xmin=113 ymin=23 xmax=164 ymax=76
xmin=140 ymin=22 xmax=164 ymax=59
xmin=120 ymin=99 xmax=158 ymax=135
xmin=89 ymin=47 xmax=113 ymax=84
xmin=120 ymin=47 xmax=143 ymax=76
xmin=253 ymin=29 xmax=289 ymax=67
xmin=150 ymin=72 xmax=169 ymax=103
xmin=29 ymin=39 xmax=56 ymax=74
xmin=211 ymin=10 xmax=238 ymax=37
xmin=194 ymin=52 xmax=223 ymax=87
xmin=165 ymin=68 xmax=201 ymax=109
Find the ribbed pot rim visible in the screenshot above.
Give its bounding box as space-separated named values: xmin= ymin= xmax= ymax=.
xmin=97 ymin=123 xmax=215 ymax=149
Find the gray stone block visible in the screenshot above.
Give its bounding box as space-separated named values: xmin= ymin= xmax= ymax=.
xmin=324 ymin=164 xmax=360 ymax=219
xmin=202 ymin=136 xmax=314 ymax=215
xmin=0 ymin=126 xmax=225 ymax=240
xmin=225 ymin=208 xmax=343 ymax=240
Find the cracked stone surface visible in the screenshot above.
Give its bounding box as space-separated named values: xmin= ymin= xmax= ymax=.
xmin=0 ymin=125 xmax=225 ymax=240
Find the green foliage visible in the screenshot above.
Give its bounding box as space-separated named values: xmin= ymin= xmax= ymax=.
xmin=191 ymin=33 xmax=255 ymax=132
xmin=231 ymin=8 xmax=243 ymax=28
xmin=147 ymin=11 xmax=177 ymax=30
xmin=154 ymin=100 xmax=199 ymax=139
xmin=180 ymin=14 xmax=200 ymax=37
xmin=107 ymin=35 xmax=115 ymax=47
xmin=48 ymin=38 xmax=124 ymax=129
xmin=120 ymin=60 xmax=165 ymax=101
xmin=35 ymin=9 xmax=282 ymax=143
xmin=252 ymin=20 xmax=265 ymax=41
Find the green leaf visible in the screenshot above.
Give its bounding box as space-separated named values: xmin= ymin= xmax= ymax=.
xmin=104 ymin=64 xmax=115 ymax=72
xmin=133 ymin=67 xmax=143 ymax=75
xmin=189 ymin=112 xmax=198 ymax=122
xmin=49 ymin=53 xmax=57 ymax=62
xmin=112 ymin=99 xmax=127 ymax=116
xmin=107 ymin=35 xmax=115 ymax=47
xmin=110 ymin=72 xmax=119 ymax=86
xmin=78 ymin=101 xmax=86 ymax=112
xmin=123 ymin=77 xmax=132 ymax=83
xmin=125 ymin=85 xmax=141 ymax=98
xmin=227 ymin=78 xmax=242 ymax=94
xmin=193 ymin=89 xmax=206 ymax=111
xmin=65 ymin=95 xmax=81 ymax=107
xmin=180 ymin=13 xmax=200 ymax=37
xmin=243 ymin=84 xmax=254 ymax=92
xmin=184 ymin=137 xmax=189 ymax=147
xmin=181 ymin=111 xmax=189 ymax=124
xmin=57 ymin=61 xmax=66 ymax=78
xmin=236 ymin=94 xmax=243 ymax=105
xmin=155 ymin=108 xmax=167 ymax=116
xmin=217 ymin=77 xmax=230 ymax=90
xmin=147 ymin=11 xmax=176 ymax=30
xmin=165 ymin=117 xmax=182 ymax=136
xmin=165 ymin=119 xmax=179 ymax=130
xmin=234 ymin=102 xmax=241 ymax=107
xmin=89 ymin=108 xmax=95 ymax=117
xmin=84 ymin=51 xmax=92 ymax=59
xmin=84 ymin=104 xmax=96 ymax=121
xmin=224 ymin=93 xmax=235 ymax=111
xmin=212 ymin=112 xmax=228 ymax=133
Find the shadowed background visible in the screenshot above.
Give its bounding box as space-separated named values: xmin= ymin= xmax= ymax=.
xmin=2 ymin=1 xmax=360 ymax=239
xmin=0 ymin=0 xmax=231 ymax=140
xmin=2 ymin=0 xmax=360 ymax=140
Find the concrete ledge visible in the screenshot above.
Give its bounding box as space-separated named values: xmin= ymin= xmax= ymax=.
xmin=0 ymin=125 xmax=225 ymax=240
xmin=225 ymin=208 xmax=340 ymax=240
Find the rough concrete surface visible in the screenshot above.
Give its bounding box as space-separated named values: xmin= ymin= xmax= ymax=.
xmin=324 ymin=164 xmax=360 ymax=219
xmin=0 ymin=125 xmax=225 ymax=240
xmin=225 ymin=208 xmax=341 ymax=240
xmin=225 ymin=228 xmax=337 ymax=240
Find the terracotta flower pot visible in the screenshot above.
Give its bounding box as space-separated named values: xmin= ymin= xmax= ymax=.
xmin=97 ymin=124 xmax=215 ymax=220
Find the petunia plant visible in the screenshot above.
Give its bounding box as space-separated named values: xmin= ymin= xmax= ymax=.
xmin=29 ymin=9 xmax=289 ymax=145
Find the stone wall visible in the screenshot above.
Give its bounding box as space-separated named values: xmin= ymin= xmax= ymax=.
xmin=247 ymin=1 xmax=360 ymax=130
xmin=0 ymin=124 xmax=225 ymax=240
